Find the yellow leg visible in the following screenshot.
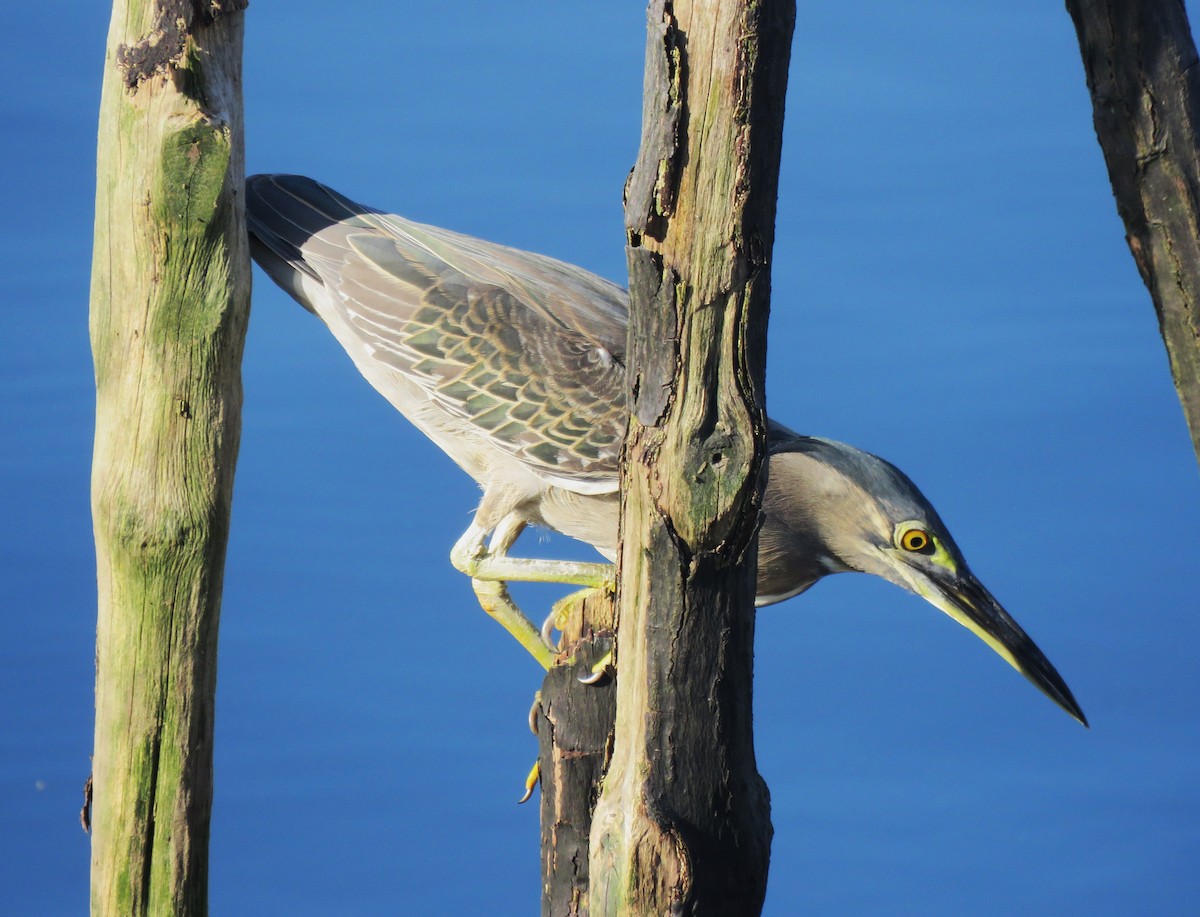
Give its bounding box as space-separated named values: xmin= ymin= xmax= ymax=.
xmin=470 ymin=578 xmax=555 ymax=671
xmin=451 ymin=521 xmax=615 ymax=592
xmin=450 ymin=516 xmax=616 ymax=804
xmin=453 ymin=517 xmax=614 ymax=667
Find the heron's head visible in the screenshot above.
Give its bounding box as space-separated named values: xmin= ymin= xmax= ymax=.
xmin=759 ymin=433 xmax=1086 ymax=726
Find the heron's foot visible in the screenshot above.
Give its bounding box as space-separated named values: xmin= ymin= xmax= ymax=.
xmin=512 ymin=694 xmax=543 ymax=804
xmin=451 ymin=518 xmax=620 ymax=671
xmin=518 ymin=759 xmax=540 ymax=805
xmin=467 ymin=575 xmax=617 ymax=673
xmin=578 ymin=649 xmax=614 ymax=685
xmin=538 ymin=588 xmax=616 ymax=684
xmin=539 ymin=585 xmax=614 ymax=653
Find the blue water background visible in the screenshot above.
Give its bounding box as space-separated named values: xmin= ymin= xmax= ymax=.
xmin=2 ymin=3 xmax=1197 ymax=914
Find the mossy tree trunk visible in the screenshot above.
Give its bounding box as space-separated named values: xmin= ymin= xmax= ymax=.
xmin=1067 ymin=0 xmax=1200 ymax=467
xmin=88 ymin=1 xmax=249 ymax=914
xmin=582 ymin=2 xmax=795 ymax=913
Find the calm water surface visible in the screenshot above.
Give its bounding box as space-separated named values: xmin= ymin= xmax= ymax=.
xmin=2 ymin=3 xmax=1198 ymax=914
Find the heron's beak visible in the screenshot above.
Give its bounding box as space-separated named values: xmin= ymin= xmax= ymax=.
xmin=916 ymin=568 xmax=1088 ymax=727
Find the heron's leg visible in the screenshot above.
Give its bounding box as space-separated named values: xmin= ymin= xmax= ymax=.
xmin=452 ymin=517 xmax=612 ymax=804
xmin=469 ymin=554 xmax=614 ymax=589
xmin=451 ymin=521 xmax=615 ymax=591
xmin=487 ymin=513 xmax=527 ymax=557
xmin=470 ymin=577 xmax=556 ymax=670
xmin=451 ymin=519 xmax=576 ymax=669
xmin=451 ymin=517 xmax=615 ymax=666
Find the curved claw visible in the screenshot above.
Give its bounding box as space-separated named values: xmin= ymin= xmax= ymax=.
xmin=540 ymin=609 xmax=560 ymax=652
xmin=518 ymin=760 xmax=540 ymax=805
xmin=528 ymin=691 xmax=541 ymax=736
xmin=578 ymin=650 xmax=614 ymax=685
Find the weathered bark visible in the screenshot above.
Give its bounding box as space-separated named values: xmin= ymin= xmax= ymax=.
xmin=539 ymin=590 xmax=617 ymax=917
xmin=587 ymin=2 xmax=794 ymax=914
xmin=1067 ymin=0 xmax=1200 ymax=466
xmin=89 ymin=1 xmax=249 ymax=914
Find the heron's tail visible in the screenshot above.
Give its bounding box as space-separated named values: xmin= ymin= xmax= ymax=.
xmin=244 ymin=174 xmax=376 ymax=313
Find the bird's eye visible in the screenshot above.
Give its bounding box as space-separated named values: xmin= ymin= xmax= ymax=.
xmin=899 ymin=527 xmax=933 ymax=553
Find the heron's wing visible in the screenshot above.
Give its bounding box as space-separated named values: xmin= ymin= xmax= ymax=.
xmin=246 ymin=174 xmax=628 ymax=492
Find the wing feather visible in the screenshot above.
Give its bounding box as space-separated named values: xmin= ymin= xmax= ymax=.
xmin=246 ymin=174 xmax=629 ymax=491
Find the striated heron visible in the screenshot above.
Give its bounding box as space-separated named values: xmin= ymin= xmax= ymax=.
xmin=245 ymin=173 xmax=1086 ymax=728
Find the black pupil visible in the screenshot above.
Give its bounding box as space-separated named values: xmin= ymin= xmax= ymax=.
xmin=908 ymin=533 xmax=926 ymax=549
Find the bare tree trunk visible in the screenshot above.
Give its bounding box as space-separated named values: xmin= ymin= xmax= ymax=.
xmin=88 ymin=2 xmax=249 ymax=913
xmin=1067 ymin=0 xmax=1200 ymax=467
xmin=585 ymin=2 xmax=794 ymax=913
xmin=538 ymin=591 xmax=617 ymax=916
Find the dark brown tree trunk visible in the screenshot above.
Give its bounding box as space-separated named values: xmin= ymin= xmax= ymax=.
xmin=1067 ymin=0 xmax=1200 ymax=466
xmin=538 ymin=591 xmax=617 ymax=916
xmin=584 ymin=1 xmax=795 ymax=913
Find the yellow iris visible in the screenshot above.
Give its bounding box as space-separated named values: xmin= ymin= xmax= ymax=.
xmin=899 ymin=527 xmax=931 ymax=553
